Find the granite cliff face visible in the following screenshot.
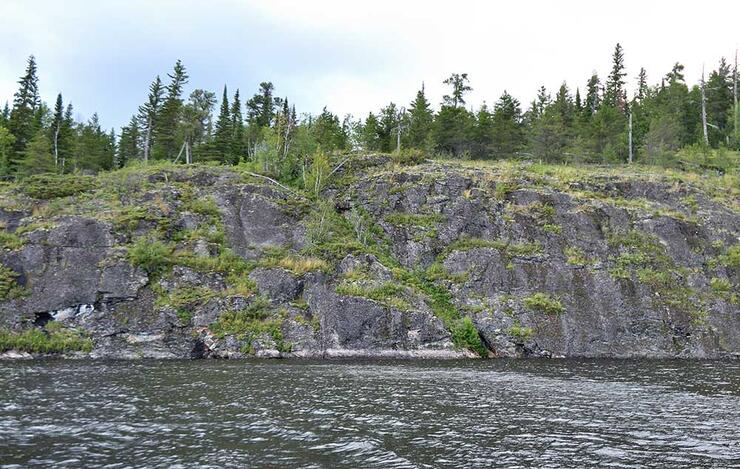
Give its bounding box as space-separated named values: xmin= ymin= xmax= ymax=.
xmin=0 ymin=156 xmax=738 ymax=359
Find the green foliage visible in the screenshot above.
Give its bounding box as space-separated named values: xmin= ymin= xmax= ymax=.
xmin=0 ymin=264 xmax=26 ymax=300
xmin=127 ymin=238 xmax=174 ymax=276
xmin=0 ymin=323 xmax=92 ymax=354
xmin=209 ymin=297 xmax=290 ymax=354
xmin=384 ymin=212 xmax=445 ymax=228
xmin=304 ymin=148 xmax=331 ymax=196
xmin=564 ymin=246 xmax=592 ymax=266
xmin=450 ymin=317 xmax=487 ymax=357
xmin=522 ymin=292 xmax=565 ymax=315
xmin=21 ymin=174 xmax=97 ymax=199
xmin=507 ymin=322 xmax=534 ymax=342
xmin=335 ymin=281 xmax=411 ymax=311
xmin=0 ymin=230 xmax=23 ymax=250
xmin=709 ymin=277 xmax=732 ymax=294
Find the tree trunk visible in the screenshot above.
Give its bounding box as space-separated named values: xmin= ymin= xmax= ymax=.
xmin=701 ymin=65 xmax=709 ymax=146
xmin=628 ymin=111 xmax=633 ymax=164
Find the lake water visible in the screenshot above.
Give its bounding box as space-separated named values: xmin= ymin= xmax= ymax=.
xmin=1 ymin=359 xmax=739 ymax=467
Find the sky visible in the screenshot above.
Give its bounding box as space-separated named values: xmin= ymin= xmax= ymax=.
xmin=1 ymin=0 xmax=738 ymax=131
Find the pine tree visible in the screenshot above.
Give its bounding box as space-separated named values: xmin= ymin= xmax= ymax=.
xmin=636 ymin=67 xmax=649 ymax=101
xmin=706 ymin=58 xmax=734 ymax=146
xmin=585 ymin=73 xmax=601 ymax=116
xmin=0 ymin=103 xmax=9 ymax=128
xmin=442 ymin=73 xmax=472 ymax=108
xmin=246 ymin=82 xmax=275 ymax=128
xmin=213 ymin=86 xmax=233 ymax=163
xmin=18 ymin=131 xmax=55 ymax=176
xmin=406 ymin=83 xmax=434 ymax=149
xmin=362 ymin=113 xmax=381 ymax=151
xmin=8 ymin=55 xmax=40 ymax=168
xmin=137 ymin=76 xmax=164 ymax=162
xmin=604 ymin=43 xmax=627 ymax=109
xmin=491 ymin=91 xmax=525 ymax=158
xmin=230 ymin=89 xmax=244 ymax=163
xmin=152 ymin=60 xmax=189 ymax=160
xmin=117 ymin=115 xmax=140 ymax=168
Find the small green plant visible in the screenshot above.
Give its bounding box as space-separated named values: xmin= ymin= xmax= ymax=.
xmin=0 ymin=264 xmax=26 ymax=300
xmin=384 ymin=212 xmax=446 ymax=228
xmin=542 ymin=223 xmax=562 ymax=234
xmin=564 ymin=246 xmax=590 ymax=266
xmin=522 ymin=292 xmax=565 ymax=315
xmin=709 ymin=277 xmax=732 ymax=294
xmin=21 ymin=174 xmax=98 ymax=199
xmin=507 ymin=322 xmax=534 ymax=342
xmin=127 ymin=238 xmax=175 ymax=276
xmin=0 ymin=323 xmax=92 ymax=354
xmin=0 ymin=231 xmax=23 ymax=250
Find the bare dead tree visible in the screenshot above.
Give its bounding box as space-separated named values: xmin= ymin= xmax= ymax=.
xmin=701 ymin=64 xmax=709 ymax=145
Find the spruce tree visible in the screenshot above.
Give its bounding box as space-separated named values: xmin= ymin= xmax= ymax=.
xmin=8 ymin=55 xmax=40 ymax=168
xmin=230 ymin=89 xmax=244 ymax=163
xmin=0 ymin=103 xmax=9 ymax=128
xmin=604 ymin=43 xmax=627 ymax=109
xmin=117 ymin=115 xmax=140 ymax=167
xmin=407 ymin=83 xmax=434 ymax=149
xmin=152 ymin=60 xmax=189 ymax=160
xmin=18 ymin=131 xmax=55 ymax=176
xmin=636 ymin=67 xmax=649 ymax=101
xmin=137 ymin=76 xmax=164 ymax=162
xmin=491 ymin=91 xmax=525 ymax=158
xmin=213 ymin=86 xmax=233 ymax=163
xmin=585 ymin=73 xmax=601 ymax=116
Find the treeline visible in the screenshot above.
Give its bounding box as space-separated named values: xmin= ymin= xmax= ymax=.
xmin=1 ymin=44 xmax=738 ymax=181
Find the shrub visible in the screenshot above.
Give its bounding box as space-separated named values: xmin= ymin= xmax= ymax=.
xmin=522 ymin=292 xmax=565 ymax=315
xmin=451 ymin=317 xmax=487 ymax=357
xmin=391 ymin=148 xmax=426 ymax=166
xmin=0 ymin=264 xmax=26 ymax=300
xmin=709 ymin=277 xmax=732 ymax=294
xmin=0 ymin=324 xmax=92 ymax=354
xmin=0 ymin=231 xmax=23 ymax=250
xmin=21 ymin=174 xmax=97 ymax=199
xmin=507 ymin=322 xmax=534 ymax=342
xmin=127 ymin=238 xmax=174 ymax=276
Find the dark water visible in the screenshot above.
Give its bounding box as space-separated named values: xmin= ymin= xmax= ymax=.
xmin=1 ymin=359 xmax=739 ymax=468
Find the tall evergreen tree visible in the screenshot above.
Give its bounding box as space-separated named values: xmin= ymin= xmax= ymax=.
xmin=406 ymin=83 xmax=434 ymax=149
xmin=152 ymin=60 xmax=189 ymax=160
xmin=246 ymin=82 xmax=275 ymax=128
xmin=442 ymin=73 xmax=472 ymax=108
xmin=18 ymin=131 xmax=55 ymax=176
xmin=137 ymin=76 xmax=164 ymax=162
xmin=8 ymin=55 xmax=40 ymax=168
xmin=117 ymin=115 xmax=141 ymax=168
xmin=585 ymin=73 xmax=601 ymax=116
xmin=230 ymin=89 xmax=245 ymax=163
xmin=491 ymin=91 xmax=525 ymax=158
xmin=636 ymin=67 xmax=649 ymax=101
xmin=0 ymin=103 xmax=9 ymax=128
xmin=213 ymin=86 xmax=233 ymax=163
xmin=604 ymin=43 xmax=627 ymax=109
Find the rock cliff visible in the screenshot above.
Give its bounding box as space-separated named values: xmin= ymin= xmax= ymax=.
xmin=1 ymin=156 xmax=738 ymax=358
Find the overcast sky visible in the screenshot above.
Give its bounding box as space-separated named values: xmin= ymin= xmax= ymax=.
xmin=1 ymin=0 xmax=738 ymax=131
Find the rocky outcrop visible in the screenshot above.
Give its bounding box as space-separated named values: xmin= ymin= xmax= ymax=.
xmin=0 ymin=158 xmax=737 ymax=359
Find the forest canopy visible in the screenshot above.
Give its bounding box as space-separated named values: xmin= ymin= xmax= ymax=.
xmin=1 ymin=44 xmax=738 ymax=186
